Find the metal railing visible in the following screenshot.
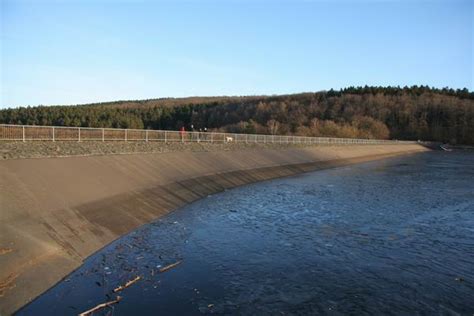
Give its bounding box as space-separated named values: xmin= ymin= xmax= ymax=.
xmin=0 ymin=124 xmax=413 ymax=145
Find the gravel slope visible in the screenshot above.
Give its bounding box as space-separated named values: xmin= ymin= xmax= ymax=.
xmin=0 ymin=141 xmax=332 ymax=160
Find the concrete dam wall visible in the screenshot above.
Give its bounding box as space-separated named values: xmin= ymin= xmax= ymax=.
xmin=0 ymin=144 xmax=428 ymax=314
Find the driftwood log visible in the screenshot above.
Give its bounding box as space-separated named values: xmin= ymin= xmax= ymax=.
xmin=113 ymin=276 xmax=141 ymax=293
xmin=159 ymin=260 xmax=182 ymax=273
xmin=78 ymin=296 xmax=122 ymax=316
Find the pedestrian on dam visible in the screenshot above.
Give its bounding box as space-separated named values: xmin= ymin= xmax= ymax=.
xmin=180 ymin=126 xmax=185 ymax=142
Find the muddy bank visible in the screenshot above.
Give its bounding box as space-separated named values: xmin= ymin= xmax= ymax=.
xmin=0 ymin=144 xmax=428 ymax=314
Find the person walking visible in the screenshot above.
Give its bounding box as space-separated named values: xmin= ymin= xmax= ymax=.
xmin=179 ymin=126 xmax=185 ymax=143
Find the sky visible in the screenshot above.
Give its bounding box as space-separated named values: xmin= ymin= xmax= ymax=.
xmin=0 ymin=0 xmax=472 ymax=108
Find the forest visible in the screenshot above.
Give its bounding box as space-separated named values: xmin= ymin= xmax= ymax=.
xmin=1 ymin=86 xmax=473 ymax=144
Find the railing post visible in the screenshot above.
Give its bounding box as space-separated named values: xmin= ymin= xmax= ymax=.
xmin=125 ymin=129 xmax=127 ymax=142
xmin=22 ymin=126 xmax=25 ymax=142
xmin=78 ymin=127 xmax=81 ymax=142
xmin=165 ymin=130 xmax=167 ymax=143
xmin=52 ymin=127 xmax=55 ymax=142
xmin=102 ymin=128 xmax=105 ymax=142
xmin=145 ymin=130 xmax=148 ymax=142
xmin=211 ymin=132 xmax=213 ymax=143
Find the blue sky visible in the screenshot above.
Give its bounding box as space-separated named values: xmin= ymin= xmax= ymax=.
xmin=1 ymin=0 xmax=472 ymax=108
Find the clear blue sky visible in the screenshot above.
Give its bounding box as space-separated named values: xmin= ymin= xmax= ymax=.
xmin=1 ymin=0 xmax=472 ymax=108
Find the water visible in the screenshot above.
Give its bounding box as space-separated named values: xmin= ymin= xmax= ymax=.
xmin=19 ymin=151 xmax=474 ymax=315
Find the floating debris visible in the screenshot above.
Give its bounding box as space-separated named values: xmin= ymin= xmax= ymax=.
xmin=78 ymin=296 xmax=122 ymax=316
xmin=159 ymin=260 xmax=182 ymax=273
xmin=113 ymin=276 xmax=141 ymax=293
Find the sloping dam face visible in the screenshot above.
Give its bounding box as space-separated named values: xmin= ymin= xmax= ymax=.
xmin=0 ymin=144 xmax=428 ymax=314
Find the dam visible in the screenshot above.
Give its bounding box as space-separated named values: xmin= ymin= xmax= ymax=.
xmin=0 ymin=126 xmax=429 ymax=314
xmin=18 ymin=151 xmax=474 ymax=315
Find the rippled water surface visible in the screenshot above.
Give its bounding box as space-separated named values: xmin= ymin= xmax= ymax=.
xmin=20 ymin=151 xmax=474 ymax=315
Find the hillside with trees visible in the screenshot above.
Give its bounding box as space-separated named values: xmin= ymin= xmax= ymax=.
xmin=1 ymin=86 xmax=473 ymax=144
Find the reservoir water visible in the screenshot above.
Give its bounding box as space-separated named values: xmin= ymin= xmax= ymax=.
xmin=19 ymin=151 xmax=474 ymax=315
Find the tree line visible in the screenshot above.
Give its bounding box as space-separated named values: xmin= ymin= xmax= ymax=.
xmin=1 ymin=86 xmax=473 ymax=144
